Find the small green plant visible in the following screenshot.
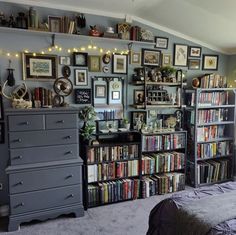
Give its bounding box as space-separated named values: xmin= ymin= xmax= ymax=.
xmin=123 ymin=118 xmax=129 ymax=124
xmin=160 ymin=66 xmax=176 ymax=77
xmin=80 ymin=124 xmax=96 ymax=140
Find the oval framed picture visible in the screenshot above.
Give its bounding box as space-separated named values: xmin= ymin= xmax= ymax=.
xmin=102 ymin=54 xmax=111 ymax=64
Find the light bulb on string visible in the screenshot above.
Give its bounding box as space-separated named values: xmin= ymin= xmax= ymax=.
xmin=15 ymin=54 xmax=19 ymax=58
xmin=48 ymin=48 xmax=52 ymax=52
xmin=24 ymin=50 xmax=29 ymax=53
xmin=93 ymin=45 xmax=97 ymax=50
xmin=88 ymin=45 xmax=92 ymax=49
xmin=7 ymin=53 xmax=10 ymax=57
xmin=81 ymin=47 xmax=86 ymax=51
xmin=41 ymin=51 xmax=45 ymax=54
xmin=33 ymin=52 xmax=36 ymax=56
xmin=99 ymin=48 xmax=103 ymax=53
xmin=59 ymin=47 xmax=62 ymax=51
xmin=68 ymin=49 xmax=71 ymax=53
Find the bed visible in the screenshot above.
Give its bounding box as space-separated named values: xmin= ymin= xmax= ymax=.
xmin=147 ymin=181 xmax=236 ymax=235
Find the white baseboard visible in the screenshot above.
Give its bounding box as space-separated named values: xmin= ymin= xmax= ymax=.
xmin=0 ymin=205 xmax=9 ymax=217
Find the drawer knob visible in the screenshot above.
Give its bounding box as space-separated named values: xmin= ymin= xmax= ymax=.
xmin=14 ymin=138 xmax=22 ymax=143
xmin=15 ymin=181 xmax=23 ymax=186
xmin=66 ymin=174 xmax=73 ymax=179
xmin=15 ymin=202 xmax=24 ymax=208
xmin=57 ymin=120 xmax=65 ymax=123
xmin=23 ymin=121 xmax=30 ymax=125
xmin=65 ymin=135 xmax=72 ymax=139
xmin=66 ymin=151 xmax=73 ymax=155
xmin=14 ymin=155 xmax=23 ymax=160
xmin=67 ymin=194 xmax=74 ymax=198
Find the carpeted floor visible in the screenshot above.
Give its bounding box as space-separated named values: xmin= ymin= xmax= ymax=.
xmin=0 ymin=188 xmax=191 ymax=235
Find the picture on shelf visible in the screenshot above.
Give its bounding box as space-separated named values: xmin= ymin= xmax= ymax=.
xmin=134 ymin=90 xmax=145 ymax=104
xmin=73 ymin=52 xmax=88 ymax=66
xmin=48 ymin=16 xmax=62 ymax=33
xmin=173 ymin=44 xmax=188 ymax=67
xmin=74 ymin=88 xmax=92 ymax=104
xmin=89 ymin=55 xmax=101 ymax=72
xmin=74 ymin=68 xmax=88 ymax=86
xmin=131 ymin=111 xmax=147 ymax=130
xmin=202 ymin=54 xmax=219 ymax=70
xmin=189 ymin=46 xmax=201 ymax=58
xmin=95 ymin=85 xmax=106 ymax=98
xmin=155 ymin=36 xmax=169 ymax=49
xmin=112 ymin=54 xmax=128 ymax=74
xmin=188 ymin=59 xmax=200 ymax=70
xmin=141 ymin=48 xmax=161 ymax=66
xmin=22 ymin=53 xmax=57 ymax=80
xmin=59 ymin=56 xmax=71 ymax=65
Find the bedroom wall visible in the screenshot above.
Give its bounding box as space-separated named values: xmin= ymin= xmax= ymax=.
xmin=0 ymin=1 xmax=229 ymax=205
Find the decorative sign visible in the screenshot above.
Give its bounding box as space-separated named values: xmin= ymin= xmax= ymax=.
xmin=74 ymin=89 xmax=92 ymax=104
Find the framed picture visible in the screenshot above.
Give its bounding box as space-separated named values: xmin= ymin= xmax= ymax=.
xmin=74 ymin=68 xmax=88 ymax=86
xmin=112 ymin=91 xmax=120 ymax=100
xmin=189 ymin=46 xmax=201 ymax=58
xmin=22 ymin=53 xmax=57 ymax=80
xmin=131 ymin=111 xmax=147 ymax=130
xmin=0 ymin=123 xmax=4 ymax=143
xmin=48 ymin=16 xmax=62 ymax=33
xmin=202 ymin=54 xmax=219 ymax=70
xmin=162 ymin=54 xmax=172 ymax=66
xmin=134 ymin=90 xmax=145 ymax=105
xmin=173 ymin=44 xmax=188 ymax=67
xmin=95 ymin=85 xmax=106 ymax=98
xmin=59 ymin=56 xmax=71 ymax=65
xmin=131 ymin=52 xmax=141 ymax=65
xmin=141 ymin=48 xmax=161 ymax=66
xmin=112 ymin=54 xmax=128 ymax=74
xmin=73 ymin=52 xmax=88 ymax=66
xmin=89 ymin=55 xmax=101 ymax=72
xmin=155 ymin=37 xmax=168 ymax=49
xmin=0 ymin=93 xmax=3 ymax=120
xmin=188 ymin=59 xmax=200 ymax=70
xmin=74 ymin=88 xmax=92 ymax=104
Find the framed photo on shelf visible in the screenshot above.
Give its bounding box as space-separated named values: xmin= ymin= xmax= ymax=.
xmin=22 ymin=53 xmax=57 ymax=81
xmin=188 ymin=59 xmax=200 ymax=70
xmin=202 ymin=54 xmax=219 ymax=70
xmin=95 ymin=85 xmax=106 ymax=98
xmin=155 ymin=36 xmax=168 ymax=49
xmin=48 ymin=16 xmax=62 ymax=33
xmin=134 ymin=90 xmax=145 ymax=104
xmin=141 ymin=48 xmax=161 ymax=66
xmin=112 ymin=91 xmax=120 ymax=100
xmin=73 ymin=52 xmax=88 ymax=66
xmin=173 ymin=44 xmax=188 ymax=67
xmin=88 ymin=55 xmax=101 ymax=72
xmin=112 ymin=54 xmax=128 ymax=74
xmin=74 ymin=68 xmax=88 ymax=86
xmin=130 ymin=52 xmax=141 ymax=65
xmin=189 ymin=46 xmax=201 ymax=58
xmin=74 ymin=88 xmax=92 ymax=104
xmin=59 ymin=56 xmax=71 ymax=65
xmin=131 ymin=111 xmax=147 ymax=130
xmin=162 ymin=54 xmax=172 ymax=66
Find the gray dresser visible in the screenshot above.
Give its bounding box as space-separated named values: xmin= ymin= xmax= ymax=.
xmin=5 ymin=108 xmax=84 ymax=231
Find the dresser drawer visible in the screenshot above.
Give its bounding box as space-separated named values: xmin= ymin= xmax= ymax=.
xmin=8 ymin=115 xmax=45 ymax=132
xmin=10 ymin=144 xmax=78 ymax=165
xmin=10 ymin=184 xmax=82 ymax=215
xmin=9 ymin=129 xmax=78 ymax=148
xmin=9 ymin=165 xmax=82 ymax=194
xmin=46 ymin=114 xmax=77 ymax=129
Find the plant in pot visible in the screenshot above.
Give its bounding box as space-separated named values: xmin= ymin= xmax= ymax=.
xmin=123 ymin=118 xmax=130 ymax=130
xmin=160 ymin=66 xmax=176 ymax=82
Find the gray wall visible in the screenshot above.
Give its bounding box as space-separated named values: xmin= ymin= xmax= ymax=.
xmin=0 ymin=2 xmax=230 ymax=204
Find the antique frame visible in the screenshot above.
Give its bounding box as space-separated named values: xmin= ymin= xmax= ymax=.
xmin=173 ymin=44 xmax=188 ymax=67
xmin=202 ymin=54 xmax=219 ymax=70
xmin=141 ymin=48 xmax=161 ymax=66
xmin=48 ymin=16 xmax=62 ymax=33
xmin=188 ymin=59 xmax=200 ymax=70
xmin=189 ymin=46 xmax=201 ymax=58
xmin=95 ymin=85 xmax=106 ymax=98
xmin=74 ymin=68 xmax=88 ymax=86
xmin=131 ymin=111 xmax=147 ymax=130
xmin=73 ymin=52 xmax=88 ymax=66
xmin=88 ymin=55 xmax=101 ymax=72
xmin=22 ymin=53 xmax=57 ymax=81
xmin=59 ymin=56 xmax=71 ymax=65
xmin=134 ymin=89 xmax=145 ymax=105
xmin=162 ymin=54 xmax=172 ymax=66
xmin=74 ymin=88 xmax=92 ymax=104
xmin=131 ymin=52 xmax=141 ymax=65
xmin=112 ymin=91 xmax=120 ymax=100
xmin=155 ymin=36 xmax=168 ymax=49
xmin=112 ymin=54 xmax=128 ymax=74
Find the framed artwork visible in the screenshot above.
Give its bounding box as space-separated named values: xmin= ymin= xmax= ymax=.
xmin=188 ymin=59 xmax=200 ymax=70
xmin=0 ymin=93 xmax=3 ymax=120
xmin=131 ymin=111 xmax=147 ymax=130
xmin=0 ymin=123 xmax=4 ymax=143
xmin=134 ymin=90 xmax=145 ymax=105
xmin=112 ymin=91 xmax=120 ymax=100
xmin=48 ymin=16 xmax=62 ymax=33
xmin=59 ymin=56 xmax=71 ymax=65
xmin=162 ymin=54 xmax=172 ymax=66
xmin=112 ymin=54 xmax=128 ymax=74
xmin=73 ymin=52 xmax=88 ymax=66
xmin=102 ymin=54 xmax=111 ymax=64
xmin=202 ymin=54 xmax=219 ymax=70
xmin=155 ymin=37 xmax=169 ymax=49
xmin=74 ymin=89 xmax=92 ymax=104
xmin=74 ymin=68 xmax=88 ymax=86
xmin=89 ymin=55 xmax=101 ymax=72
xmin=173 ymin=44 xmax=188 ymax=67
xmin=117 ymin=23 xmax=131 ymax=40
xmin=22 ymin=53 xmax=57 ymax=80
xmin=189 ymin=46 xmax=201 ymax=58
xmin=131 ymin=52 xmax=141 ymax=65
xmin=95 ymin=85 xmax=106 ymax=98
xmin=141 ymin=48 xmax=161 ymax=66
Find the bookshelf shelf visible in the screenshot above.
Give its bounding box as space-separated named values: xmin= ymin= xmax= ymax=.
xmin=197 ymin=121 xmax=235 ymax=126
xmin=142 ymin=147 xmax=185 ymax=153
xmin=88 ymin=175 xmax=139 ymax=184
xmin=197 ymin=154 xmax=233 ymax=162
xmin=197 ymin=137 xmax=234 ymax=144
xmin=87 ymin=157 xmax=140 ymax=165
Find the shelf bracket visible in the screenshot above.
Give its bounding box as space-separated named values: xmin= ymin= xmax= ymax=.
xmin=51 ymin=34 xmax=55 ymax=47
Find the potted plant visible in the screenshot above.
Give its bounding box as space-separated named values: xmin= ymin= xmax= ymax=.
xmin=123 ymin=118 xmax=130 ymax=130
xmin=160 ymin=66 xmax=176 ymax=81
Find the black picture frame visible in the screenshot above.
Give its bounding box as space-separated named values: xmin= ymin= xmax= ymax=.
xmin=189 ymin=46 xmax=201 ymax=58
xmin=188 ymin=59 xmax=200 ymax=70
xmin=95 ymin=85 xmax=106 ymax=98
xmin=0 ymin=123 xmax=4 ymax=143
xmin=131 ymin=111 xmax=147 ymax=130
xmin=112 ymin=54 xmax=128 ymax=74
xmin=74 ymin=68 xmax=88 ymax=86
xmin=134 ymin=90 xmax=145 ymax=105
xmin=73 ymin=52 xmax=88 ymax=66
xmin=74 ymin=88 xmax=92 ymax=104
xmin=141 ymin=48 xmax=161 ymax=66
xmin=0 ymin=93 xmax=3 ymax=120
xmin=202 ymin=54 xmax=219 ymax=71
xmin=173 ymin=44 xmax=188 ymax=67
xmin=154 ymin=36 xmax=169 ymax=49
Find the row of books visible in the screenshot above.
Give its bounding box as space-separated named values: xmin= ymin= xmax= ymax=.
xmin=141 ymin=173 xmax=185 ymax=198
xmin=197 ymin=141 xmax=231 ymax=159
xmin=87 ymin=145 xmax=139 ymax=163
xmin=142 ymin=152 xmax=185 ymax=175
xmin=197 ymin=125 xmax=225 ymax=142
xmin=87 ymin=160 xmax=139 ymax=183
xmin=87 ymin=179 xmax=140 ymax=207
xmin=200 ymin=74 xmax=227 ymax=89
xmin=142 ymin=134 xmax=186 ymax=151
xmin=60 ymin=16 xmax=76 ymax=34
xmin=197 ymin=159 xmax=230 ymax=184
xmin=32 ymin=87 xmax=53 ymax=108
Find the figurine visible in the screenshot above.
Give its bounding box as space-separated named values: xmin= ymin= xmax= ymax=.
xmin=89 ymin=25 xmax=101 ymax=37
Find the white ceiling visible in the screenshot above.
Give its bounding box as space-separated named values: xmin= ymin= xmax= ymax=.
xmin=4 ymin=0 xmax=236 ymax=54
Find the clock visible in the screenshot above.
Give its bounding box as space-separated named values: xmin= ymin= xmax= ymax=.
xmin=102 ymin=66 xmax=109 ymax=73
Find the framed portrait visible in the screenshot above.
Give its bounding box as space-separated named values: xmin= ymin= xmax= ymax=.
xmin=89 ymin=55 xmax=101 ymax=72
xmin=155 ymin=37 xmax=168 ymax=49
xmin=202 ymin=54 xmax=219 ymax=70
xmin=188 ymin=59 xmax=200 ymax=70
xmin=112 ymin=54 xmax=128 ymax=74
xmin=48 ymin=16 xmax=62 ymax=33
xmin=74 ymin=68 xmax=88 ymax=86
xmin=22 ymin=53 xmax=57 ymax=80
xmin=173 ymin=44 xmax=188 ymax=67
xmin=131 ymin=52 xmax=141 ymax=65
xmin=112 ymin=91 xmax=120 ymax=100
xmin=162 ymin=54 xmax=172 ymax=66
xmin=131 ymin=111 xmax=147 ymax=130
xmin=141 ymin=48 xmax=161 ymax=66
xmin=74 ymin=88 xmax=92 ymax=104
xmin=189 ymin=46 xmax=201 ymax=58
xmin=73 ymin=52 xmax=88 ymax=66
xmin=0 ymin=123 xmax=4 ymax=143
xmin=59 ymin=56 xmax=71 ymax=65
xmin=95 ymin=85 xmax=106 ymax=98
xmin=134 ymin=90 xmax=145 ymax=105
